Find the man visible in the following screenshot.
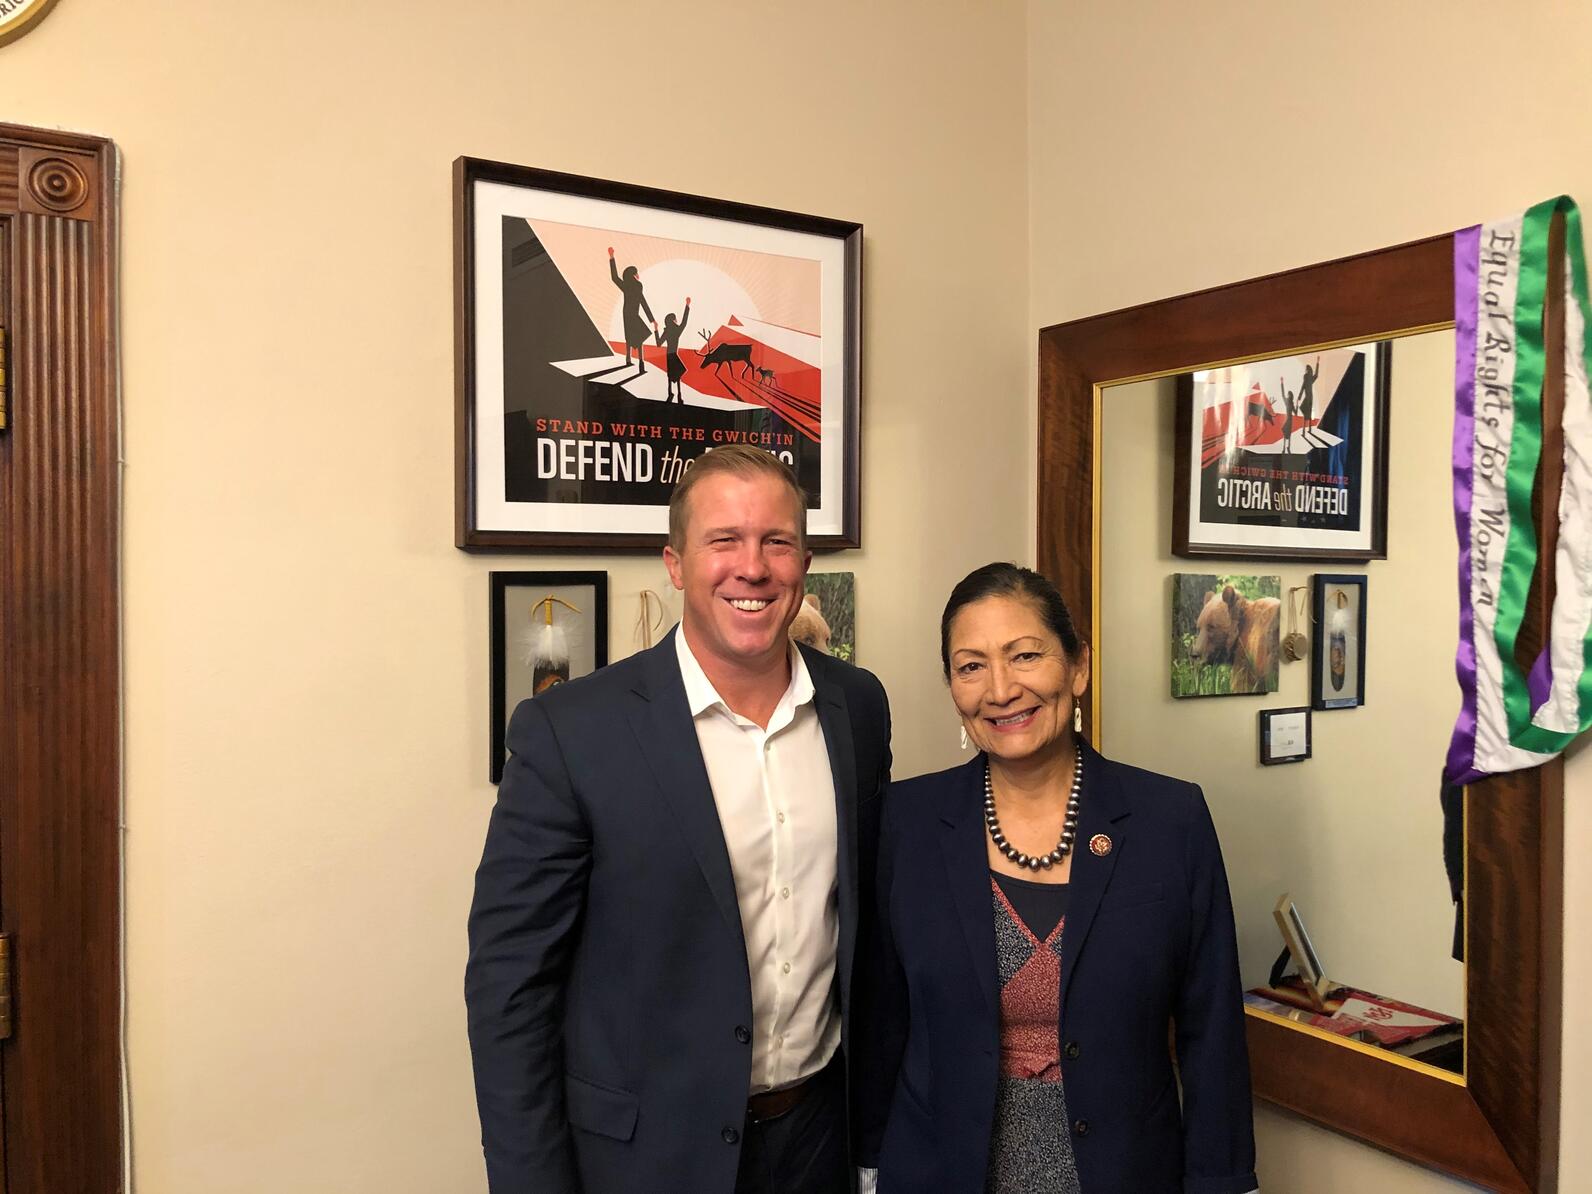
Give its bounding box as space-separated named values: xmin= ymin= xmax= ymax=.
xmin=466 ymin=445 xmax=892 ymax=1193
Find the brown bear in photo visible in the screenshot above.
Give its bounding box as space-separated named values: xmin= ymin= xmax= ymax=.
xmin=1191 ymin=585 xmax=1280 ymax=692
xmin=787 ymin=592 xmax=832 ymax=654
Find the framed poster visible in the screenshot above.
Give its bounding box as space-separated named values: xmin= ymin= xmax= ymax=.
xmin=1173 ymin=342 xmax=1390 ymax=561
xmin=1170 ymin=573 xmax=1281 ymax=698
xmin=490 ymin=571 xmax=609 ymax=782
xmin=1311 ymin=573 xmax=1367 ymax=710
xmin=455 ymin=158 xmax=862 ymax=550
xmin=1258 ymin=706 xmax=1312 ymax=765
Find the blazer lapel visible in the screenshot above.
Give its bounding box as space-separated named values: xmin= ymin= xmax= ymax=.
xmin=627 ymin=630 xmax=743 ymax=938
xmin=806 ymin=647 xmax=861 ymax=1004
xmin=1058 ymin=740 xmax=1131 ymax=1016
xmin=941 ymin=755 xmax=999 ymax=1019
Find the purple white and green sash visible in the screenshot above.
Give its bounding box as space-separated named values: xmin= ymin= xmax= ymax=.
xmin=1446 ymin=196 xmax=1592 ymax=784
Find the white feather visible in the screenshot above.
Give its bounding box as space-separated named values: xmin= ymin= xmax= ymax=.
xmin=522 ymin=622 xmax=570 ymax=668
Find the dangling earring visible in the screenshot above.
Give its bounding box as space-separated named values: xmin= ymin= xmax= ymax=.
xmin=1074 ymin=703 xmax=1083 ymax=733
xmin=959 ymin=724 xmax=969 ymax=750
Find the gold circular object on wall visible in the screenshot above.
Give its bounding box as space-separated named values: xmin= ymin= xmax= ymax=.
xmin=0 ymin=0 xmax=63 ymax=48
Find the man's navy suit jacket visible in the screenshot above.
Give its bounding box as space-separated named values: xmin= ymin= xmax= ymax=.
xmin=856 ymin=744 xmax=1257 ymax=1194
xmin=466 ymin=629 xmax=892 ymax=1193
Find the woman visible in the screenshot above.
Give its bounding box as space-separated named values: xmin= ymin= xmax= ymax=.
xmin=858 ymin=563 xmax=1256 ymax=1194
xmin=608 ymin=246 xmax=655 ymax=370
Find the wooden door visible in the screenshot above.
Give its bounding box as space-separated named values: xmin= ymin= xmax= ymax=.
xmin=0 ymin=122 xmax=121 ymax=1193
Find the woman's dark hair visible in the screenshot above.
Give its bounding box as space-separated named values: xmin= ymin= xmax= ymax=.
xmin=940 ymin=562 xmax=1083 ymax=679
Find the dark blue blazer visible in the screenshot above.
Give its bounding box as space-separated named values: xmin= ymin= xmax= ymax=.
xmin=857 ymin=744 xmax=1256 ymax=1194
xmin=465 ymin=630 xmax=891 ymax=1194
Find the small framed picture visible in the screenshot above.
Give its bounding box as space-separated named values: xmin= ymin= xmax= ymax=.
xmin=793 ymin=572 xmax=855 ymax=662
xmin=1272 ymin=893 xmax=1332 ymax=1011
xmin=1311 ymin=573 xmax=1367 ymax=710
xmin=490 ymin=571 xmax=609 ymax=782
xmin=1172 ymin=342 xmax=1391 ymax=561
xmin=1258 ymin=706 xmax=1312 ymax=765
xmin=1170 ymin=573 xmax=1281 ymax=698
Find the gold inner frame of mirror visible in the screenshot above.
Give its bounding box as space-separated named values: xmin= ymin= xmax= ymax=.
xmin=1089 ymin=319 xmax=1467 ymax=1087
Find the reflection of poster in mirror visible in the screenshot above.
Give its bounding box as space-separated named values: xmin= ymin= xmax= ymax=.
xmin=1173 ymin=342 xmax=1390 ymax=561
xmin=490 ymin=571 xmax=609 ymax=783
xmin=1170 ymin=573 xmax=1281 ymax=697
xmin=456 ymin=158 xmax=861 ymax=550
xmin=1310 ymin=573 xmax=1367 ymax=710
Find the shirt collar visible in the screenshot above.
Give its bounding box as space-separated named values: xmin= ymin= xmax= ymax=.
xmin=674 ymin=624 xmax=815 ymax=721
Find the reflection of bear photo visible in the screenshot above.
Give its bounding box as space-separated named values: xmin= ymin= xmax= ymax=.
xmin=1171 ymin=573 xmax=1281 ymax=698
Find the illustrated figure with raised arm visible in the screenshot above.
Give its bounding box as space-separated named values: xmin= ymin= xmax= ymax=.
xmin=1298 ymin=357 xmax=1322 ymax=447
xmin=609 ymin=246 xmax=656 ymax=371
xmin=653 ymin=297 xmax=692 ymax=403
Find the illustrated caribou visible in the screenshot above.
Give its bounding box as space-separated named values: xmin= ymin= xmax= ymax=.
xmin=756 ymin=367 xmax=776 ymax=386
xmin=698 ymin=330 xmax=756 ymax=378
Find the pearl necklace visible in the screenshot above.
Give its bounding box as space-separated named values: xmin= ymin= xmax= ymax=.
xmin=983 ymin=742 xmax=1082 ymax=871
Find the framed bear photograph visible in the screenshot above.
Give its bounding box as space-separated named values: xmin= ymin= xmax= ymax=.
xmin=1170 ymin=573 xmax=1281 ymax=698
xmin=1310 ymin=573 xmax=1367 ymax=710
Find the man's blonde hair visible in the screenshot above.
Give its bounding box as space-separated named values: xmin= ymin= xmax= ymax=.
xmin=666 ymin=444 xmax=808 ymax=551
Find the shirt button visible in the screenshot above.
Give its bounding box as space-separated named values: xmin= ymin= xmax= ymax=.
xmin=780 ymin=887 xmax=791 ymax=900
xmin=735 ymin=1025 xmax=751 ymax=1044
xmin=1064 ymin=1041 xmax=1080 ymax=1060
xmin=782 ymin=961 xmax=792 ymax=974
xmin=777 ymin=812 xmax=786 ymax=824
xmin=723 ymin=1127 xmax=740 ymax=1145
xmin=1073 ymin=1119 xmax=1090 ymax=1137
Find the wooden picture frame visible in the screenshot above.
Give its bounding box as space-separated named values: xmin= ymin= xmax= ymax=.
xmin=1172 ymin=343 xmax=1391 ymax=561
xmin=489 ymin=571 xmax=609 ymax=783
xmin=455 ymin=157 xmax=863 ymax=551
xmin=1311 ymin=573 xmax=1368 ymax=710
xmin=1273 ymin=893 xmax=1332 ymax=1010
xmin=1038 ymin=229 xmax=1565 ymax=1191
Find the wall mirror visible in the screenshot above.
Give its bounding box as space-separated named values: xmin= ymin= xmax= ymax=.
xmin=1037 ymin=234 xmax=1564 ymax=1191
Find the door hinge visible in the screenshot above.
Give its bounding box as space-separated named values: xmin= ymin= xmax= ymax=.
xmin=0 ymin=933 xmax=12 ymax=1038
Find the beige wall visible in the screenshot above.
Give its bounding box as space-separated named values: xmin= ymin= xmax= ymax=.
xmin=0 ymin=0 xmax=1585 ymax=1189
xmin=1100 ymin=331 xmax=1465 ymax=1023
xmin=1030 ymin=1 xmax=1592 ymax=1188
xmin=0 ymin=1 xmax=1028 ymax=1190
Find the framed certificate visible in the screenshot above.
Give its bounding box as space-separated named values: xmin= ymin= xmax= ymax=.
xmin=1258 ymin=706 xmax=1312 ymax=765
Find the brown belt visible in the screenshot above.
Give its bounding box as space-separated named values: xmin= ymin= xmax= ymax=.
xmin=746 ymin=1072 xmax=820 ymax=1123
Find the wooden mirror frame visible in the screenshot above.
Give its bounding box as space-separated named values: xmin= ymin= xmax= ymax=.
xmin=1037 ymin=233 xmax=1564 ymax=1191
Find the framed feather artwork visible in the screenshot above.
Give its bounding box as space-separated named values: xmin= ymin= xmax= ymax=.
xmin=490 ymin=571 xmax=609 ymax=782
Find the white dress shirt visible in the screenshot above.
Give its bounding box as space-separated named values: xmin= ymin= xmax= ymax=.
xmin=676 ymin=630 xmax=840 ymax=1094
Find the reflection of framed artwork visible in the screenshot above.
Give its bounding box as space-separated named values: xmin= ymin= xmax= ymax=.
xmin=1273 ymin=892 xmax=1332 ymax=1011
xmin=1169 ymin=573 xmax=1281 ymax=698
xmin=1259 ymin=706 xmax=1312 ymax=765
xmin=455 ymin=157 xmax=862 ymax=551
xmin=1173 ymin=342 xmax=1390 ymax=561
xmin=490 ymin=571 xmax=609 ymax=782
xmin=1311 ymin=573 xmax=1367 ymax=710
